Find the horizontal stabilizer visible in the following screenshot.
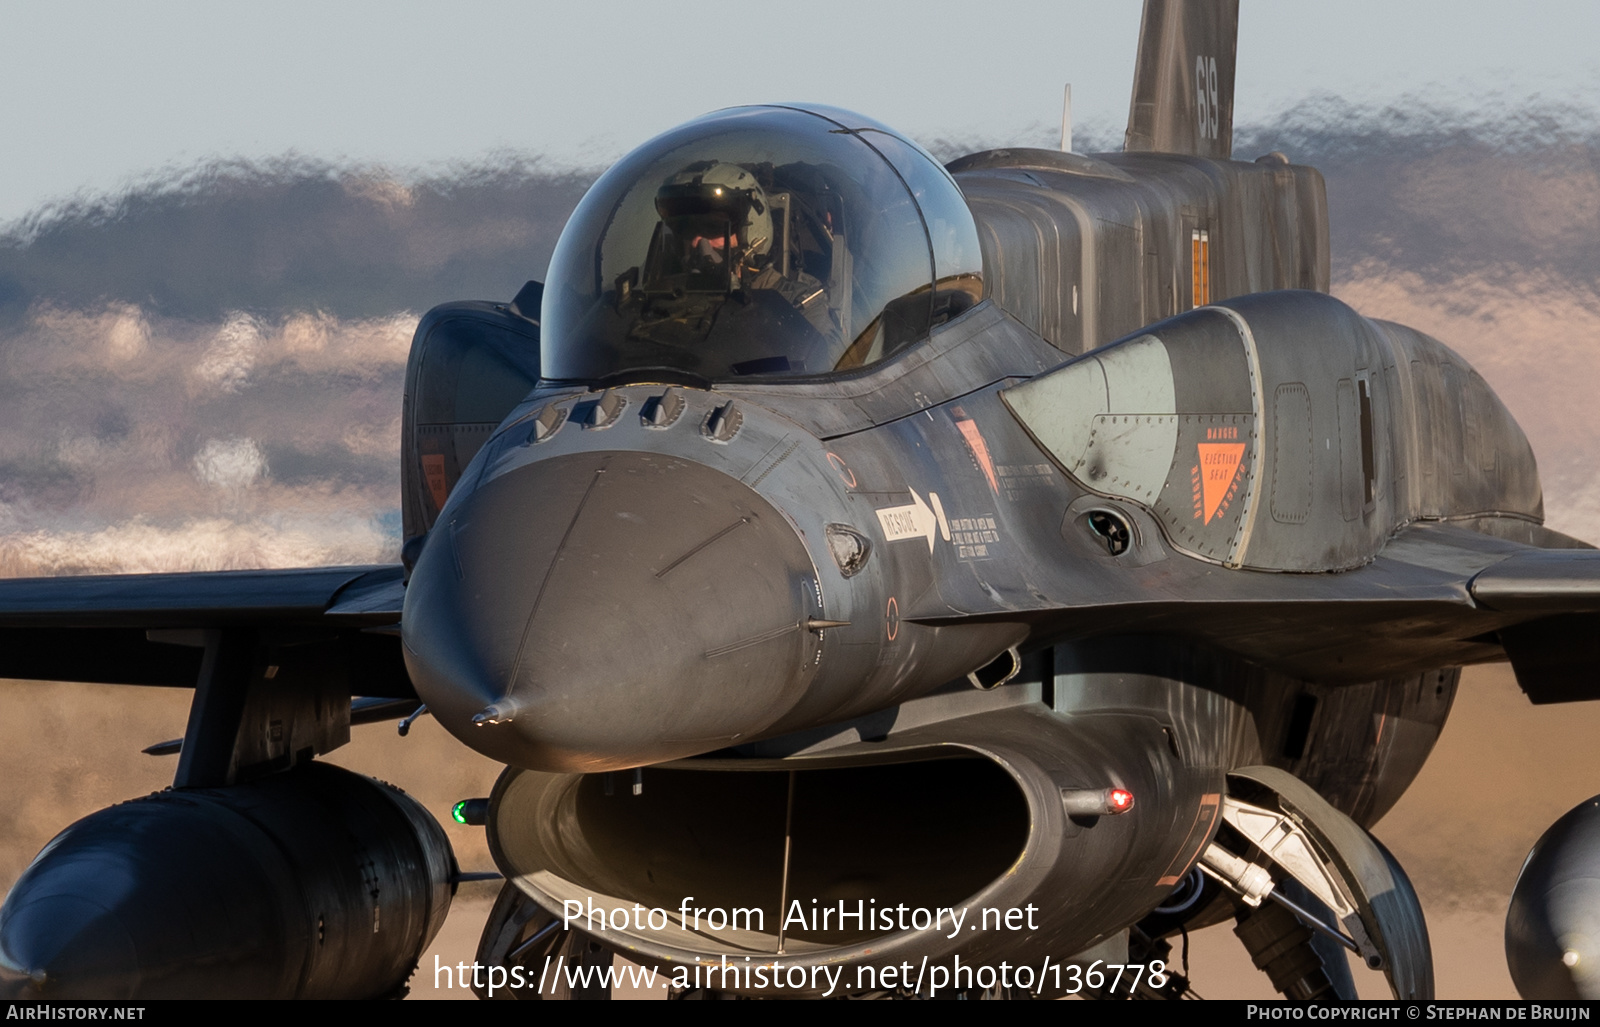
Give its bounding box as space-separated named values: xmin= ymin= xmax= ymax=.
xmin=1470 ymin=549 xmax=1600 ymax=704
xmin=1469 ymin=549 xmax=1600 ymax=612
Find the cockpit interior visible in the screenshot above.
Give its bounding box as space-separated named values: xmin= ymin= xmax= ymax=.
xmin=539 ymin=105 xmax=985 ymax=383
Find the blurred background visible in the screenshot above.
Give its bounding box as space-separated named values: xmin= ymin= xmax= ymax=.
xmin=1 ymin=1 xmax=1597 ymax=1000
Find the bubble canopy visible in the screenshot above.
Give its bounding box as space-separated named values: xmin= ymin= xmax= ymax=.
xmin=540 ymin=105 xmax=984 ymax=383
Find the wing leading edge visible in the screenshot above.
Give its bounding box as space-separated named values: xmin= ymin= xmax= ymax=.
xmin=906 ymin=523 xmax=1600 ymax=704
xmin=0 ymin=564 xmax=404 ymax=689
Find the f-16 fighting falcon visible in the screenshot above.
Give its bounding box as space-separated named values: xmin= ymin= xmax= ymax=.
xmin=3 ymin=0 xmax=1598 ymax=1002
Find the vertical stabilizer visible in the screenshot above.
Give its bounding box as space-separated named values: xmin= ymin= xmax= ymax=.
xmin=1124 ymin=0 xmax=1239 ymax=159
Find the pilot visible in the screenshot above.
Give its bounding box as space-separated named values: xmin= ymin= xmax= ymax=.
xmin=648 ymin=162 xmax=833 ymax=338
xmin=650 ymin=161 xmax=770 ymax=290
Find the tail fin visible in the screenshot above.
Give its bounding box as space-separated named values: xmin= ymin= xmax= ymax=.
xmin=1123 ymin=0 xmax=1239 ymax=159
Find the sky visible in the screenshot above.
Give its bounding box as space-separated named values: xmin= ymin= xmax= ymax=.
xmin=1 ymin=0 xmax=1597 ymax=226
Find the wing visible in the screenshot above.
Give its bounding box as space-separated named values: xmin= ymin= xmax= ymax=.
xmin=909 ymin=522 xmax=1600 ymax=704
xmin=0 ymin=564 xmax=406 ymax=691
xmin=0 ymin=563 xmax=411 ymax=787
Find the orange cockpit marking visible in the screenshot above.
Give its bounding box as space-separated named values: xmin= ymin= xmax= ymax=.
xmin=954 ymin=417 xmax=999 ymax=494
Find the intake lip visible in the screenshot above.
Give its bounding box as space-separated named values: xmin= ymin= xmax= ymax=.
xmin=403 ymin=451 xmax=821 ymax=772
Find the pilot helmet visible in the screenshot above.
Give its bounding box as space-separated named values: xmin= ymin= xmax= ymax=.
xmin=654 ymin=161 xmax=772 ymax=268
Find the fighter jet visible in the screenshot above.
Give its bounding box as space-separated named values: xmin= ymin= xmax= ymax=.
xmin=3 ymin=0 xmax=1598 ymax=1001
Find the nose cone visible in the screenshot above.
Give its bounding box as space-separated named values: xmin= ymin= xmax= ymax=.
xmin=1507 ymin=795 xmax=1600 ymax=999
xmin=403 ymin=451 xmax=821 ymax=771
xmin=1 ymin=894 xmax=139 ymax=999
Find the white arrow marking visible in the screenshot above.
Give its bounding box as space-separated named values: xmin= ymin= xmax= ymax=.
xmin=875 ymin=489 xmax=940 ymax=554
xmin=928 ymin=491 xmax=951 ymax=542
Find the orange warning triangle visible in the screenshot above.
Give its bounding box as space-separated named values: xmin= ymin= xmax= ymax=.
xmin=1197 ymin=443 xmax=1245 ymax=524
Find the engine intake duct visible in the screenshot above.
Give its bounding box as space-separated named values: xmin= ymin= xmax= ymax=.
xmin=486 ymin=703 xmax=1230 ymax=995
xmin=498 ymin=758 xmax=1028 ymax=950
xmin=0 ymin=763 xmax=455 ymax=1000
